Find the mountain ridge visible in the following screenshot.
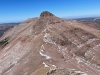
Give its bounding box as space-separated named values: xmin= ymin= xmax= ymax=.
xmin=0 ymin=11 xmax=100 ymax=75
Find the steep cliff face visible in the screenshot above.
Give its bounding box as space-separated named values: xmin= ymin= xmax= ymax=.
xmin=0 ymin=11 xmax=100 ymax=75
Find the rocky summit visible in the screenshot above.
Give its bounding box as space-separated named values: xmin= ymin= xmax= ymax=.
xmin=0 ymin=11 xmax=100 ymax=75
xmin=40 ymin=11 xmax=54 ymax=17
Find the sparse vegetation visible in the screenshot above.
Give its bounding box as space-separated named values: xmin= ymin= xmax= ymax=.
xmin=0 ymin=37 xmax=9 ymax=47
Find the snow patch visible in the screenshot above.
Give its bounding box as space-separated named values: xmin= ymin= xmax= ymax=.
xmin=76 ymin=55 xmax=100 ymax=73
xmin=81 ymin=74 xmax=87 ymax=75
xmin=93 ymin=44 xmax=100 ymax=50
xmin=75 ymin=71 xmax=88 ymax=75
xmin=86 ymin=38 xmax=99 ymax=44
xmin=52 ymin=65 xmax=56 ymax=68
xmin=72 ymin=40 xmax=77 ymax=45
xmin=39 ymin=50 xmax=51 ymax=59
xmin=39 ymin=45 xmax=51 ymax=59
xmin=62 ymin=48 xmax=67 ymax=51
xmin=24 ymin=72 xmax=28 ymax=75
xmin=77 ymin=38 xmax=99 ymax=48
xmin=76 ymin=57 xmax=83 ymax=63
xmin=77 ymin=44 xmax=84 ymax=48
xmin=43 ymin=62 xmax=49 ymax=67
xmin=43 ymin=33 xmax=56 ymax=45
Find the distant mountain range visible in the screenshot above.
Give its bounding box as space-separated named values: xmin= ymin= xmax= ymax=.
xmin=0 ymin=23 xmax=20 ymax=26
xmin=0 ymin=23 xmax=20 ymax=37
xmin=71 ymin=17 xmax=100 ymax=21
xmin=76 ymin=18 xmax=100 ymax=30
xmin=0 ymin=25 xmax=14 ymax=37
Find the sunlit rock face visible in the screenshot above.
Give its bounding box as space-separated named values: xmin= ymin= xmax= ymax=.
xmin=0 ymin=11 xmax=100 ymax=75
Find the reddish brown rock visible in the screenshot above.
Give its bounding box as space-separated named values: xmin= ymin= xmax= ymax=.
xmin=0 ymin=11 xmax=100 ymax=75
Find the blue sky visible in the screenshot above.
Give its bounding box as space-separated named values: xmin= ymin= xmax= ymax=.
xmin=0 ymin=0 xmax=100 ymax=23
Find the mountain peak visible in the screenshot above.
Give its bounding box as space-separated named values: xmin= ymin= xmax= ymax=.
xmin=40 ymin=11 xmax=54 ymax=18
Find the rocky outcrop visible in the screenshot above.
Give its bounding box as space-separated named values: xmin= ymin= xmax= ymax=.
xmin=40 ymin=11 xmax=54 ymax=17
